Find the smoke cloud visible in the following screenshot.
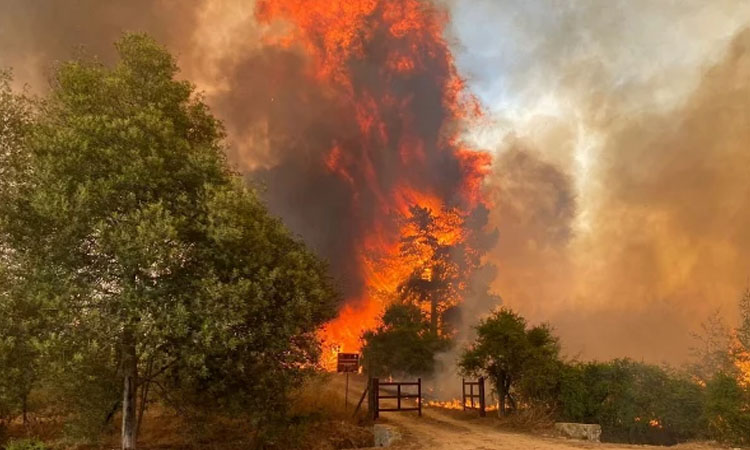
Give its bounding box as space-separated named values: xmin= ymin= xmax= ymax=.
xmin=453 ymin=0 xmax=750 ymax=362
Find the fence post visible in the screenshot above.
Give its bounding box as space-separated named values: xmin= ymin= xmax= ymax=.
xmin=479 ymin=376 xmax=486 ymax=417
xmin=417 ymin=378 xmax=422 ymax=417
xmin=373 ymin=378 xmax=380 ymax=419
xmin=368 ymin=377 xmax=377 ymax=420
xmin=462 ymin=378 xmax=466 ymax=411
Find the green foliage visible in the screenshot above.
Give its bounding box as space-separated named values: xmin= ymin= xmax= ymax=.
xmin=3 ymin=438 xmax=47 ymax=450
xmin=558 ymin=360 xmax=704 ymax=445
xmin=704 ymin=372 xmax=750 ymax=446
xmin=50 ymin=339 xmax=121 ymax=441
xmin=459 ymin=307 xmax=560 ymax=414
xmin=361 ymin=303 xmax=449 ymax=377
xmin=0 ymin=33 xmax=338 ymax=445
xmin=0 ymin=69 xmax=39 ymax=426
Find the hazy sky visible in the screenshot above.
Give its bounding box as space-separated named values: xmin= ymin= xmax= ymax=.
xmin=446 ymin=0 xmax=750 ymax=362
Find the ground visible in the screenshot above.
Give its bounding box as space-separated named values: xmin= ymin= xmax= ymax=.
xmin=331 ymin=374 xmax=729 ymax=450
xmin=378 ymin=407 xmax=724 ymax=450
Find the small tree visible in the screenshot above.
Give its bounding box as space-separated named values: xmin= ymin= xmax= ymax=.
xmin=361 ymin=303 xmax=449 ymax=377
xmin=705 ymin=372 xmax=750 ymax=446
xmin=689 ymin=310 xmax=734 ymax=383
xmin=459 ymin=307 xmax=559 ymax=416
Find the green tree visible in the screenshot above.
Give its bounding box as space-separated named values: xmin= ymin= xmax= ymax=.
xmin=705 ymin=372 xmax=750 ymax=446
xmin=361 ymin=303 xmax=448 ymax=377
xmin=0 ymin=70 xmax=42 ymax=429
xmin=0 ymin=35 xmax=338 ymax=449
xmin=459 ymin=307 xmax=560 ymax=416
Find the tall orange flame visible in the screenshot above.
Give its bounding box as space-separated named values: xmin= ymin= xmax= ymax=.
xmin=255 ymin=0 xmax=491 ymax=363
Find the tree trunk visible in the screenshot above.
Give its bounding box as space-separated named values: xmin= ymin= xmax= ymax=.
xmin=496 ymin=377 xmax=506 ymax=417
xmin=504 ymin=377 xmax=514 ymax=412
xmin=121 ymin=329 xmax=138 ymax=450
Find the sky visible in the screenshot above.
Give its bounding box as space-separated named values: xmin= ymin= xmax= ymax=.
xmin=446 ymin=0 xmax=750 ymax=362
xmin=3 ymin=0 xmax=750 ymax=363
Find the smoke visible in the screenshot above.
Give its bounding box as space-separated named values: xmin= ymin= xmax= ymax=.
xmin=4 ymin=0 xmax=750 ymax=364
xmin=1 ymin=0 xmax=495 ymax=355
xmin=452 ymin=1 xmax=750 ymax=362
xmin=0 ymin=0 xmax=206 ymax=89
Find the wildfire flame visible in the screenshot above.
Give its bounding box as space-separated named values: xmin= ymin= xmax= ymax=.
xmin=255 ymin=0 xmax=490 ymax=364
xmin=426 ymin=399 xmax=498 ymax=412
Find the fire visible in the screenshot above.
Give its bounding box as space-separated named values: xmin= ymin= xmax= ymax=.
xmin=634 ymin=417 xmax=663 ymax=429
xmin=730 ymin=334 xmax=750 ymax=387
xmin=426 ymin=399 xmax=498 ymax=412
xmin=255 ymin=0 xmax=490 ymax=361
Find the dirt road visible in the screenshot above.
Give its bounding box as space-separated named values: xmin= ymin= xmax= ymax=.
xmin=380 ymin=407 xmax=721 ymax=450
xmin=330 ymin=374 xmax=723 ymax=450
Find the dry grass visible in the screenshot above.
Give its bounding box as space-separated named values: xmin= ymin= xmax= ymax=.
xmin=286 ymin=373 xmax=374 ymax=449
xmin=1 ymin=375 xmax=374 ymax=450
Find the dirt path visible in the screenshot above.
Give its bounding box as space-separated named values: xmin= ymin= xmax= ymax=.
xmin=331 ymin=374 xmax=724 ymax=450
xmin=380 ymin=407 xmax=720 ymax=450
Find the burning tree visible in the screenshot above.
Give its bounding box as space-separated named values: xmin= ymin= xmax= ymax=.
xmin=396 ymin=205 xmax=465 ymax=335
xmin=361 ymin=202 xmax=498 ymax=376
xmin=252 ymin=0 xmax=493 ymax=356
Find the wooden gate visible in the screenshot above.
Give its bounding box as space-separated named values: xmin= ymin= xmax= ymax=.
xmin=368 ymin=377 xmax=422 ymax=419
xmin=462 ymin=376 xmax=486 ymax=417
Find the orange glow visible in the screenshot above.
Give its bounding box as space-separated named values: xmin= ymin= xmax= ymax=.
xmin=255 ymin=0 xmax=491 ymax=363
xmin=730 ymin=334 xmax=750 ymax=387
xmin=426 ymin=399 xmax=498 ymax=412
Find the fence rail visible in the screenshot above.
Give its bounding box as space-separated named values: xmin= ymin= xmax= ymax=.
xmin=369 ymin=377 xmax=422 ymax=419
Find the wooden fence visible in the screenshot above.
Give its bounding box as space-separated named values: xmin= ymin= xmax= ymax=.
xmin=368 ymin=377 xmax=422 ymax=419
xmin=462 ymin=376 xmax=486 ymax=417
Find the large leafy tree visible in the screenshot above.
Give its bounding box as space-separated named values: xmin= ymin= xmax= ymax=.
xmin=0 ymin=35 xmax=338 ymax=449
xmin=459 ymin=307 xmax=560 ymax=416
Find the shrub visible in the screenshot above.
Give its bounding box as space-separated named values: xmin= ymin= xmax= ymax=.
xmin=557 ymin=359 xmax=704 ymax=445
xmin=704 ymin=372 xmax=750 ymax=446
xmin=3 ymin=438 xmax=47 ymax=450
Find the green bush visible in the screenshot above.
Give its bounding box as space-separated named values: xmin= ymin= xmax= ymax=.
xmin=557 ymin=359 xmax=704 ymax=445
xmin=4 ymin=438 xmax=47 ymax=450
xmin=704 ymin=372 xmax=750 ymax=446
xmin=362 ymin=304 xmax=449 ymax=377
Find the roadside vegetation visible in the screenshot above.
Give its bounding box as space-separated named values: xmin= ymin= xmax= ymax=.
xmin=364 ymin=293 xmax=750 ymax=447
